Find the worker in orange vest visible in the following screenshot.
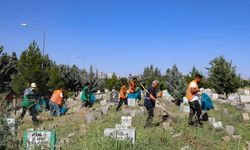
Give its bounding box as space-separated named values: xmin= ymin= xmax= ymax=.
xmin=49 ymin=88 xmax=64 ymax=117
xmin=116 ymin=79 xmax=128 ymax=111
xmin=186 ymin=74 xmax=203 ymax=126
xmin=129 ymin=77 xmax=137 ymax=94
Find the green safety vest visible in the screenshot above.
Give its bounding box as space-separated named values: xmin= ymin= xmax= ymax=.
xmin=22 ymin=88 xmax=37 ymax=107
xmin=81 ymin=86 xmax=90 ymax=101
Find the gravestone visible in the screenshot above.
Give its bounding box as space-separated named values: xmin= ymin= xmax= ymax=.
xmin=236 ymin=103 xmax=245 ymax=110
xmin=84 ymin=112 xmax=96 ymax=124
xmin=243 ymin=104 xmax=250 ymax=112
xmin=248 ymin=142 xmax=250 ymax=150
xmin=121 ymin=116 xmax=132 ymax=128
xmin=162 ymin=90 xmax=174 ymax=103
xmin=245 ymin=89 xmax=250 ymax=95
xmin=240 ymin=95 xmax=250 ymax=103
xmin=226 ymin=126 xmax=235 ymax=137
xmin=101 ymin=106 xmax=109 ymax=116
xmin=213 ymin=122 xmax=223 ymax=129
xmin=104 ymin=128 xmax=136 ymax=144
xmin=23 ymin=130 xmax=56 ymax=150
xmin=228 ymin=94 xmax=240 ymax=102
xmin=104 ymin=116 xmax=136 ymax=144
xmin=208 ymin=118 xmax=216 ymax=125
xmin=212 ymin=94 xmax=219 ymax=101
xmin=180 ymin=103 xmax=190 ymax=113
xmin=242 ymin=113 xmax=249 ymax=121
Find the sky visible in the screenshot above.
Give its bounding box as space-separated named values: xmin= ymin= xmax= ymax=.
xmin=0 ymin=0 xmax=250 ymax=78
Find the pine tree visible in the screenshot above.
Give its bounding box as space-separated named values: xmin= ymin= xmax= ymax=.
xmin=104 ymin=73 xmax=118 ymax=91
xmin=0 ymin=95 xmax=15 ymax=149
xmin=0 ymin=46 xmax=18 ymax=92
xmin=143 ymin=65 xmax=162 ymax=87
xmin=207 ymin=56 xmax=241 ymax=96
xmin=86 ymin=66 xmax=104 ymax=93
xmin=12 ymin=41 xmax=50 ymax=96
xmin=164 ymin=65 xmax=187 ymax=104
xmin=47 ymin=64 xmax=64 ymax=91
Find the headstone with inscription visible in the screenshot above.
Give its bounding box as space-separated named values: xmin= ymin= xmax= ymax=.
xmin=23 ymin=130 xmax=56 ymax=150
xmin=104 ymin=116 xmax=135 ymax=144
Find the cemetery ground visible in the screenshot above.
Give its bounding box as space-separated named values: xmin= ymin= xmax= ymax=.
xmin=17 ymin=97 xmax=250 ymax=150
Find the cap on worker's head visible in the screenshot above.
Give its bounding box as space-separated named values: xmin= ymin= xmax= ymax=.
xmin=31 ymin=83 xmax=37 ymax=88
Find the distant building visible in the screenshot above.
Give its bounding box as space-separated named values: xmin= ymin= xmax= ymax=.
xmin=99 ymin=72 xmax=120 ymax=79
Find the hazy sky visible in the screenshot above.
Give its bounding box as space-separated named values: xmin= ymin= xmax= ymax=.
xmin=1 ymin=0 xmax=250 ymax=78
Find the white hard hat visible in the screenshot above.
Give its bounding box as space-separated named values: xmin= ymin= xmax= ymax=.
xmin=31 ymin=83 xmax=37 ymax=88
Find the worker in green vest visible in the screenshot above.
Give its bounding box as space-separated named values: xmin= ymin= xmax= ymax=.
xmin=19 ymin=83 xmax=40 ymax=124
xmin=81 ymin=82 xmax=91 ymax=108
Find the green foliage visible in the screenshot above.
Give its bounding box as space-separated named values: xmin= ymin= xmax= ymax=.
xmin=0 ymin=46 xmax=18 ymax=92
xmin=239 ymin=78 xmax=250 ymax=88
xmin=59 ymin=64 xmax=84 ymax=91
xmin=86 ymin=66 xmax=104 ymax=93
xmin=143 ymin=65 xmax=162 ymax=87
xmin=207 ymin=56 xmax=241 ymax=96
xmin=105 ymin=73 xmax=118 ymax=91
xmin=0 ymin=95 xmax=16 ymax=150
xmin=164 ymin=64 xmax=187 ymax=101
xmin=47 ymin=64 xmax=64 ymax=91
xmin=12 ymin=41 xmax=50 ymax=96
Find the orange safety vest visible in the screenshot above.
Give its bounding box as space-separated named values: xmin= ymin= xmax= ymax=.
xmin=186 ymin=80 xmax=199 ymax=101
xmin=51 ymin=90 xmax=63 ymax=105
xmin=129 ymin=81 xmax=135 ymax=93
xmin=119 ymin=85 xmax=127 ymax=99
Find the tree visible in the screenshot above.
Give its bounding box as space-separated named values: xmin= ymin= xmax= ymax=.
xmin=143 ymin=65 xmax=162 ymax=87
xmin=164 ymin=65 xmax=187 ymax=104
xmin=86 ymin=66 xmax=104 ymax=93
xmin=47 ymin=64 xmax=64 ymax=91
xmin=0 ymin=46 xmax=18 ymax=93
xmin=239 ymin=78 xmax=250 ymax=88
xmin=104 ymin=72 xmax=118 ymax=91
xmin=59 ymin=65 xmax=83 ymax=92
xmin=12 ymin=41 xmax=51 ymax=96
xmin=0 ymin=95 xmax=17 ymax=149
xmin=207 ymin=56 xmax=241 ymax=96
xmin=185 ymin=66 xmax=210 ymax=88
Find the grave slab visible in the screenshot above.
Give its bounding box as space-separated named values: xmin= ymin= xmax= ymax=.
xmin=226 ymin=125 xmax=235 ymax=137
xmin=242 ymin=113 xmax=249 ymax=121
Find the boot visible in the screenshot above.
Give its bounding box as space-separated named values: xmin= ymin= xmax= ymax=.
xmin=144 ymin=118 xmax=153 ymax=128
